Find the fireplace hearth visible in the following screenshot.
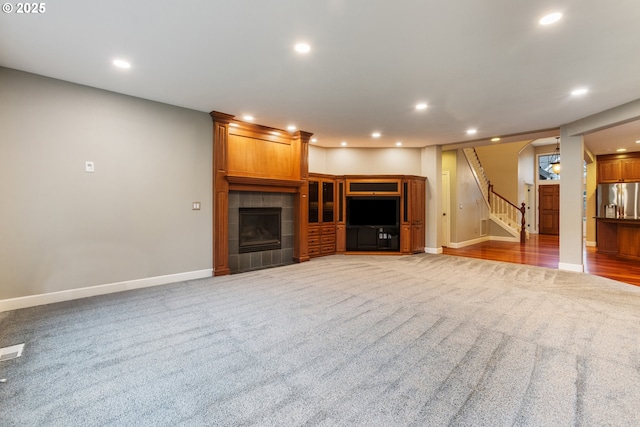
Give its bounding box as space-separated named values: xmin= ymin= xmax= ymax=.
xmin=239 ymin=207 xmax=282 ymax=253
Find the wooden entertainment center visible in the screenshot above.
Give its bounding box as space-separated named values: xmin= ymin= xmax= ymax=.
xmin=307 ymin=173 xmax=426 ymax=258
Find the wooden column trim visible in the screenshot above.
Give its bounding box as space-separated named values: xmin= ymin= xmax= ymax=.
xmin=293 ymin=130 xmax=312 ymax=263
xmin=211 ymin=111 xmax=234 ymax=276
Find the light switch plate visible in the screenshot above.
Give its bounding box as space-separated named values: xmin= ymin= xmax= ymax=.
xmin=85 ymin=161 xmax=95 ymax=173
xmin=192 ymin=202 xmax=201 ymax=210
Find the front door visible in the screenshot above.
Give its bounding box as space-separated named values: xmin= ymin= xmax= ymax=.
xmin=539 ymin=184 xmax=559 ymax=235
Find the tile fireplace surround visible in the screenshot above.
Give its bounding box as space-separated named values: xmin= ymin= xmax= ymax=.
xmin=228 ymin=191 xmax=294 ymax=273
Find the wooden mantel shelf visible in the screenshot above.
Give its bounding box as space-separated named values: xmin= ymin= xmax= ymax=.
xmin=227 ymin=175 xmax=305 ymax=189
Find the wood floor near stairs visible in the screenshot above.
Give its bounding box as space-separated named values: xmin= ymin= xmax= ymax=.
xmin=442 ymin=234 xmax=640 ymax=287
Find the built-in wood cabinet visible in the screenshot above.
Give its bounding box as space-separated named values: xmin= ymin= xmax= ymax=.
xmin=597 ymin=153 xmax=640 ymax=183
xmin=308 ymin=174 xmax=426 ymax=257
xmin=596 ymin=218 xmax=640 ymax=260
xmin=402 ymin=177 xmax=426 ymax=253
xmin=308 ymin=174 xmax=336 ymax=257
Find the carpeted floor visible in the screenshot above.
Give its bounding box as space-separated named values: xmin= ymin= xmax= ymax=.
xmin=1 ymin=254 xmax=640 ymax=426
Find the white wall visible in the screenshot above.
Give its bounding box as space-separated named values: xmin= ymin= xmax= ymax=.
xmin=0 ymin=68 xmax=213 ymax=302
xmin=309 ymin=146 xmax=422 ymax=175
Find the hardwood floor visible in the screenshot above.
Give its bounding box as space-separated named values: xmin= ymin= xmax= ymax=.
xmin=442 ymin=235 xmax=640 ymax=287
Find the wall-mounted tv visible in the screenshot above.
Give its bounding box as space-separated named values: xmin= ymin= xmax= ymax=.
xmin=347 ymin=197 xmax=399 ymax=227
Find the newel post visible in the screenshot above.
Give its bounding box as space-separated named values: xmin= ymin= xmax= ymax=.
xmin=520 ymin=202 xmax=526 ymax=244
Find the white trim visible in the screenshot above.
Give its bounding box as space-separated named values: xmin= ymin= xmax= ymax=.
xmin=585 ymin=240 xmax=596 ymax=247
xmin=424 ymin=247 xmax=443 ymax=254
xmin=446 ymin=236 xmax=490 ymax=249
xmin=0 ymin=269 xmax=213 ymax=313
xmin=489 ymin=235 xmax=520 ymax=242
xmin=558 ymin=262 xmax=583 ymax=272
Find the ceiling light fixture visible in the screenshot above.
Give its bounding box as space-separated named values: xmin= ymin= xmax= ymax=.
xmin=372 ymin=132 xmax=381 ymax=138
xmin=636 ymin=140 xmax=640 ymax=144
xmin=466 ymin=129 xmax=477 ymax=135
xmin=341 ymin=141 xmax=347 ymax=146
xmin=396 ymin=142 xmax=402 ymax=146
xmin=550 ymin=137 xmax=561 ymax=174
xmin=311 ymin=138 xmax=317 ymax=143
xmin=539 ymin=12 xmax=562 ymax=26
xmin=243 ymin=115 xmax=254 ymax=121
xmin=571 ymin=87 xmax=588 ymax=96
xmin=287 ymin=125 xmax=297 ymax=132
xmin=491 ymin=137 xmax=501 ymax=142
xmin=415 ymin=103 xmax=427 ymax=110
xmin=294 ymin=43 xmax=311 ymax=53
xmin=617 ymin=148 xmax=627 ymax=152
xmin=113 ymin=59 xmax=131 ymax=69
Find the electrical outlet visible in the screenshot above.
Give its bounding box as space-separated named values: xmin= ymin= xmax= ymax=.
xmin=192 ymin=202 xmax=201 ymax=210
xmin=85 ymin=161 xmax=94 ymax=173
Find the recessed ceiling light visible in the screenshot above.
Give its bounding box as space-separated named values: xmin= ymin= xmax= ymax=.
xmin=396 ymin=141 xmax=402 ymax=146
xmin=311 ymin=138 xmax=317 ymax=143
xmin=466 ymin=129 xmax=477 ymax=135
xmin=617 ymin=148 xmax=627 ymax=152
xmin=341 ymin=141 xmax=347 ymax=146
xmin=287 ymin=125 xmax=297 ymax=131
xmin=571 ymin=87 xmax=588 ymax=96
xmin=294 ymin=43 xmax=311 ymax=53
xmin=243 ymin=115 xmax=254 ymax=121
xmin=415 ymin=103 xmax=428 ymax=110
xmin=372 ymin=132 xmax=381 ymax=138
xmin=113 ymin=59 xmax=131 ymax=69
xmin=636 ymin=140 xmax=640 ymax=144
xmin=539 ymin=12 xmax=562 ymax=26
xmin=491 ymin=137 xmax=501 ymax=142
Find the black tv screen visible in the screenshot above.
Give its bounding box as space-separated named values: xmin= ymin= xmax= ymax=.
xmin=347 ymin=197 xmax=399 ymax=226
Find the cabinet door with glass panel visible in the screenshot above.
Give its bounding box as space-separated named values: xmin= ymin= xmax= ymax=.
xmin=308 ymin=175 xmax=336 ymax=257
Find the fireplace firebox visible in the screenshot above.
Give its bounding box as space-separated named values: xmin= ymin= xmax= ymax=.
xmin=239 ymin=207 xmax=282 ymax=253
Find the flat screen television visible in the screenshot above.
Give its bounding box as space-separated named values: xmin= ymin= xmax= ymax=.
xmin=347 ymin=197 xmax=399 ymax=227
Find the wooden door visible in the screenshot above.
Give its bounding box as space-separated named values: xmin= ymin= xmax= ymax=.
xmin=539 ymin=185 xmax=559 ymax=235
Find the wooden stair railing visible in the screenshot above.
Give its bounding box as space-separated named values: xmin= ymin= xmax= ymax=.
xmin=488 ymin=183 xmax=527 ymax=243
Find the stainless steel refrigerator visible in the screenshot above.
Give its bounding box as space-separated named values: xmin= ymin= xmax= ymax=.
xmin=597 ymin=182 xmax=640 ymax=219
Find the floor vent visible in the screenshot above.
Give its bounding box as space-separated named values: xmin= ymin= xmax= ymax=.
xmin=0 ymin=343 xmax=25 ymax=362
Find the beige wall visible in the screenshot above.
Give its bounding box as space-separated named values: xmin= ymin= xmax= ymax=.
xmin=0 ymin=68 xmax=213 ymax=300
xmin=309 ymin=146 xmax=422 ymax=176
xmin=475 ymin=141 xmax=531 ymax=204
xmin=442 ymin=150 xmax=490 ymax=244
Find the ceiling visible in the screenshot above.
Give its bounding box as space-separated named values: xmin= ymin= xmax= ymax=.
xmin=1 ymin=1 xmax=640 ymax=153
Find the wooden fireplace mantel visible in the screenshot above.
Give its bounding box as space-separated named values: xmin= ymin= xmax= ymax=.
xmin=210 ymin=111 xmax=312 ymax=276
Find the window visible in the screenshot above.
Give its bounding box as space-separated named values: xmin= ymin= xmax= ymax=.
xmin=538 ymin=154 xmax=560 ymax=180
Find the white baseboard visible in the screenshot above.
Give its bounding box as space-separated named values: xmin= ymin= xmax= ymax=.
xmin=424 ymin=247 xmax=443 ymax=254
xmin=489 ymin=235 xmax=520 ymax=243
xmin=447 ymin=236 xmax=490 ymax=249
xmin=585 ymin=241 xmax=596 ymax=247
xmin=0 ymin=269 xmax=213 ymax=313
xmin=558 ymin=262 xmax=584 ymax=273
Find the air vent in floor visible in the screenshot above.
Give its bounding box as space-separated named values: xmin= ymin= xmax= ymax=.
xmin=0 ymin=343 xmax=25 ymax=362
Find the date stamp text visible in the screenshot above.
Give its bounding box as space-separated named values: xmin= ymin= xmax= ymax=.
xmin=2 ymin=3 xmax=46 ymax=13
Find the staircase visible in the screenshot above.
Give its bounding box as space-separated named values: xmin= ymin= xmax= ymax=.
xmin=463 ymin=148 xmax=527 ymax=243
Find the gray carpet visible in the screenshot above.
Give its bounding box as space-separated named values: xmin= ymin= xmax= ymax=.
xmin=1 ymin=254 xmax=640 ymax=426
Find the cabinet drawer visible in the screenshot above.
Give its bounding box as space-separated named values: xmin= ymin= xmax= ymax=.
xmin=308 ymin=227 xmax=320 ymax=236
xmin=308 ymin=236 xmax=320 ymax=246
xmin=308 ymin=245 xmax=321 ymax=256
xmin=321 ymin=225 xmax=335 ymax=234
xmin=321 ymin=244 xmax=335 ymax=254
xmin=321 ymin=234 xmax=336 ymax=244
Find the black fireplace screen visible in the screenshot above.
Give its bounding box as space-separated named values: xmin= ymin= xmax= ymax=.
xmin=238 ymin=207 xmax=282 ymax=253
